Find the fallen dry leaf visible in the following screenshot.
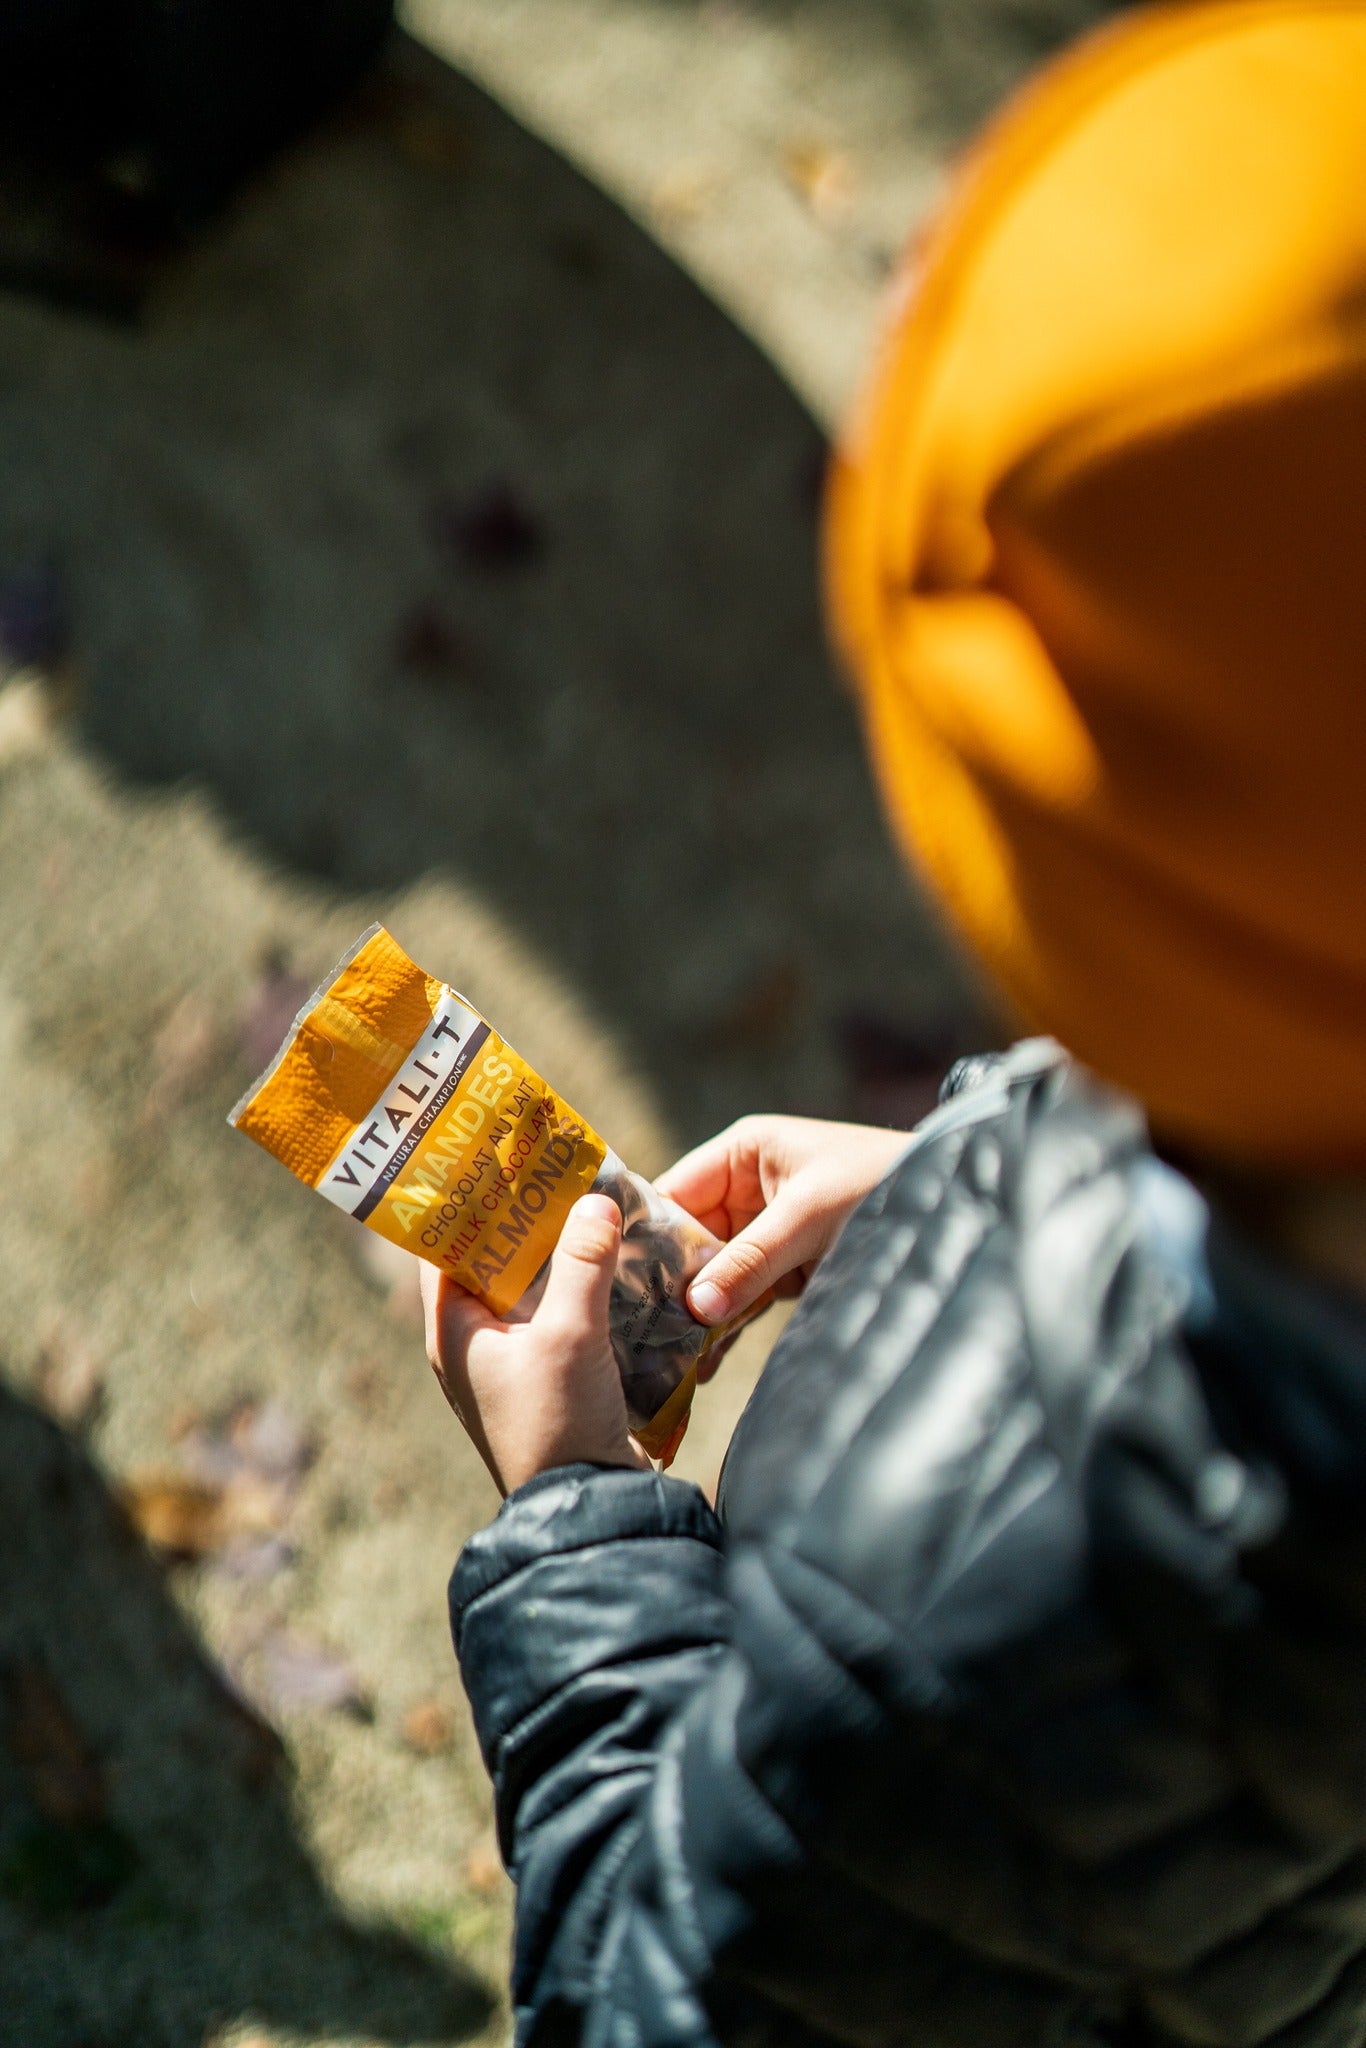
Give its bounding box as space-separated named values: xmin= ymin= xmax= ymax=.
xmin=464 ymin=1838 xmax=505 ymax=1894
xmin=179 ymin=1398 xmax=314 ymax=1490
xmin=211 ymin=1535 xmax=295 ymax=1584
xmin=33 ymin=1313 xmax=105 ymax=1428
xmin=134 ymin=1400 xmax=311 ymax=1566
xmin=122 ymin=1474 xmax=225 ymax=1559
xmin=227 ymin=1398 xmax=316 ymax=1483
xmin=3 ymin=1658 xmax=106 ymax=1826
xmin=253 ymin=1629 xmax=371 ymax=1721
xmin=217 ymin=1474 xmax=294 ymax=1542
xmin=402 ymin=1699 xmax=455 ymax=1757
xmin=783 ymin=140 xmax=856 ymax=223
xmin=173 ymin=1416 xmax=243 ymax=1491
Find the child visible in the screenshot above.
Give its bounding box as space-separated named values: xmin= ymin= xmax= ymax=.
xmin=428 ymin=9 xmax=1366 ymax=2045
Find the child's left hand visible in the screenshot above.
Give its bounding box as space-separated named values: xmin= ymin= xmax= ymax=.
xmin=421 ymin=1194 xmax=650 ymax=1496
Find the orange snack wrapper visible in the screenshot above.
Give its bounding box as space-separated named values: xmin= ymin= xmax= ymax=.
xmin=230 ymin=925 xmax=740 ymax=1462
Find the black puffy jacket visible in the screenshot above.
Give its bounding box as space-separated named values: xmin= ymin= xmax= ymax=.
xmin=450 ymin=1041 xmax=1366 ymax=2048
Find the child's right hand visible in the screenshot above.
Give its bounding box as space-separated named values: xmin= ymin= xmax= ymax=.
xmin=657 ymin=1115 xmax=912 ymax=1333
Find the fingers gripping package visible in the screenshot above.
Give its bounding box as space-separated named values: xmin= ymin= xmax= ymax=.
xmin=230 ymin=926 xmax=737 ymax=1463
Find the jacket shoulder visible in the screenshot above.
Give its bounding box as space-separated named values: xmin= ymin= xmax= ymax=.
xmin=719 ymin=1037 xmax=1143 ymax=1570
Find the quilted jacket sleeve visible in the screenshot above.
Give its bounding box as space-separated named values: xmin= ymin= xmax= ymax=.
xmin=451 ymin=1464 xmax=734 ymax=2048
xmin=451 ymin=1449 xmax=1091 ymax=2048
xmin=452 ymin=1444 xmax=1118 ymax=2048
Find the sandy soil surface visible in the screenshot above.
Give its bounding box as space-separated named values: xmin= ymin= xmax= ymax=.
xmin=0 ymin=5 xmax=1117 ymax=2043
xmin=404 ymin=0 xmax=1118 ymax=423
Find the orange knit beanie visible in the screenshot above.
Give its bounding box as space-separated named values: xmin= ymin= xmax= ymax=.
xmin=828 ymin=1 xmax=1366 ymax=1166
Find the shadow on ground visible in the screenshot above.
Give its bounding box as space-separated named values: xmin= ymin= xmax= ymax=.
xmin=0 ymin=1381 xmax=490 ymax=2048
xmin=0 ymin=28 xmax=970 ymax=1148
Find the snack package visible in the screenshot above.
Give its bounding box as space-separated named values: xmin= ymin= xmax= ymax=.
xmin=229 ymin=925 xmax=739 ymax=1463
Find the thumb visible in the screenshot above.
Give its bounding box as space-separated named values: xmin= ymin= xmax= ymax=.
xmin=687 ymin=1188 xmax=828 ymax=1324
xmin=534 ymin=1193 xmax=622 ymax=1342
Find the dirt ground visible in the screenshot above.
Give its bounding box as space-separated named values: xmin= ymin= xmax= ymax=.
xmin=0 ymin=5 xmax=1117 ymax=2043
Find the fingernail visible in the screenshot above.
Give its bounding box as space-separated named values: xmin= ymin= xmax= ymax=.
xmin=689 ymin=1280 xmax=726 ymax=1324
xmin=575 ymin=1194 xmax=620 ymax=1227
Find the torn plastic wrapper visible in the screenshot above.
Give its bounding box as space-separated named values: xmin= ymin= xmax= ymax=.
xmin=229 ymin=925 xmax=742 ymax=1463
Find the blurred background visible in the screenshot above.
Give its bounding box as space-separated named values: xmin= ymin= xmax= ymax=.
xmin=0 ymin=3 xmax=1117 ymax=2042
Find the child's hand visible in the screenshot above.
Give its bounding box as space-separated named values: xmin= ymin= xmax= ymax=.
xmin=658 ymin=1116 xmax=911 ymax=1332
xmin=421 ymin=1194 xmax=650 ymax=1496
